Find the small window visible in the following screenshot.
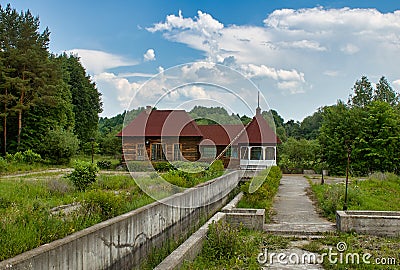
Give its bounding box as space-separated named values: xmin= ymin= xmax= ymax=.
xmin=250 ymin=147 xmax=263 ymax=160
xmin=173 ymin=144 xmax=181 ymax=161
xmin=225 ymin=146 xmax=238 ymax=158
xmin=151 ymin=143 xmax=166 ymax=161
xmin=201 ymin=146 xmax=217 ymax=158
xmin=240 ymin=146 xmax=248 ymax=160
xmin=265 ymin=147 xmax=275 ymax=160
xmin=137 ymin=144 xmax=145 ymax=160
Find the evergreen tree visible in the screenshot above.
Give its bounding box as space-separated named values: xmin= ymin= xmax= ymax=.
xmin=348 ymin=76 xmax=374 ymax=107
xmin=58 ymin=54 xmax=102 ymax=144
xmin=374 ymin=76 xmax=399 ymax=106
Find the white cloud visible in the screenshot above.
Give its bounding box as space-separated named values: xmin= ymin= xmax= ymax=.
xmin=143 ymin=48 xmax=156 ymax=61
xmin=94 ymin=72 xmax=141 ymax=111
xmin=392 ymin=79 xmax=400 ymax=90
xmin=324 ymin=70 xmax=340 ymax=77
xmin=147 ymin=10 xmax=223 ymax=34
xmin=66 ymin=49 xmax=138 ymax=74
xmin=147 ymin=7 xmax=400 ymax=101
xmin=341 ymin=43 xmax=359 ymax=54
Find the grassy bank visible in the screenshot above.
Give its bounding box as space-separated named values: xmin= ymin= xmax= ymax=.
xmin=237 ymin=166 xmax=282 ymax=222
xmin=0 ymin=173 xmax=154 ymax=261
xmin=303 ymin=232 xmax=400 ymax=269
xmin=0 ymin=161 xmax=224 ymax=261
xmin=310 ymin=172 xmax=400 ymax=221
xmin=181 ymin=220 xmax=289 ymax=269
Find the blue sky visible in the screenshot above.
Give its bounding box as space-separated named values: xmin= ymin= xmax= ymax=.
xmin=5 ymin=0 xmax=400 ymax=121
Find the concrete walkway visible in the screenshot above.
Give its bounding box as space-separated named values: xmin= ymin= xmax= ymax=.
xmin=262 ymin=175 xmax=335 ymax=269
xmin=265 ymin=175 xmax=335 ymax=235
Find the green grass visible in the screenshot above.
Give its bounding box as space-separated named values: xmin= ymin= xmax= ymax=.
xmin=0 ymin=173 xmax=153 ymax=261
xmin=0 ymin=154 xmax=121 ymax=176
xmin=302 ymin=232 xmax=400 ymax=269
xmin=181 ymin=220 xmax=289 ymax=269
xmin=237 ymin=166 xmax=282 ymax=222
xmin=310 ymin=172 xmax=400 ymax=221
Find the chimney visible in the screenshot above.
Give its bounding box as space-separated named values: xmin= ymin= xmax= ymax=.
xmin=145 ymin=105 xmax=152 ymax=114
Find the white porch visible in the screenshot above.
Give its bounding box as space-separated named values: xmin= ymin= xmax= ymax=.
xmin=239 ymin=145 xmax=277 ymax=170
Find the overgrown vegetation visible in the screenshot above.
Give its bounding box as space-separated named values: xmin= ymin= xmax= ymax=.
xmin=67 ymin=161 xmax=99 ymax=191
xmin=0 ymin=173 xmax=153 ymax=261
xmin=182 ymin=220 xmax=289 ymax=269
xmin=237 ymin=166 xmax=282 ymax=222
xmin=0 ymin=4 xmax=101 ymax=160
xmin=303 ymin=232 xmax=400 ymax=269
xmin=310 ymin=172 xmax=400 ymax=221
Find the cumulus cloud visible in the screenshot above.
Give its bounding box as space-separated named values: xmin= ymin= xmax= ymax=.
xmin=147 ymin=7 xmax=400 ymax=100
xmin=94 ymin=72 xmax=141 ymax=110
xmin=143 ymin=48 xmax=156 ymax=61
xmin=66 ymin=49 xmax=138 ymax=74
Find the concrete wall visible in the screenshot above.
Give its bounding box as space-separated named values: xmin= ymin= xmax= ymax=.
xmin=155 ymin=192 xmax=266 ymax=270
xmin=0 ymin=171 xmax=240 ymax=270
xmin=336 ymin=210 xmax=400 ymax=237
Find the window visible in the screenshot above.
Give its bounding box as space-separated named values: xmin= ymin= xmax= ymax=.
xmin=250 ymin=147 xmax=263 ymax=160
xmin=240 ymin=147 xmax=248 ymax=160
xmin=201 ymin=146 xmax=217 ymax=158
xmin=173 ymin=144 xmax=181 ymax=161
xmin=151 ymin=143 xmax=166 ymax=161
xmin=225 ymin=146 xmax=238 ymax=158
xmin=137 ymin=144 xmax=145 ymax=160
xmin=265 ymin=147 xmax=275 ymax=160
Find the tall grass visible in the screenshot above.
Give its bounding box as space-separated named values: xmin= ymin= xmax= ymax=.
xmin=311 ymin=172 xmax=400 ymax=221
xmin=237 ymin=166 xmax=282 ymax=222
xmin=0 ymin=174 xmax=151 ymax=260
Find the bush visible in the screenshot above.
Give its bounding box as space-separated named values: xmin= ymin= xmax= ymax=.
xmin=238 ymin=166 xmax=282 ymax=221
xmin=152 ymin=161 xmax=174 ymax=172
xmin=0 ymin=157 xmax=7 ymax=172
xmin=68 ymin=161 xmax=98 ymax=191
xmin=2 ymin=150 xmax=42 ymax=165
xmin=202 ymin=220 xmax=240 ymax=261
xmin=40 ymin=128 xmax=79 ymax=164
xmin=97 ymin=160 xmax=112 ymax=169
xmin=21 ymin=150 xmax=42 ymax=164
xmin=83 ymin=190 xmax=123 ymax=220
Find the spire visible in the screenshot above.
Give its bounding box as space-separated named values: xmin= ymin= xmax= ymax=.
xmin=256 ymin=91 xmax=261 ymax=115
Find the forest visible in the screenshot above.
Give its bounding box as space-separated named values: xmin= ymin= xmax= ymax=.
xmin=0 ymin=4 xmax=102 ymax=163
xmin=1 ymin=4 xmax=400 ymax=176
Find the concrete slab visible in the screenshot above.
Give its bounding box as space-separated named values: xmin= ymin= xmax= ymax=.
xmin=264 ymin=175 xmax=335 ymax=269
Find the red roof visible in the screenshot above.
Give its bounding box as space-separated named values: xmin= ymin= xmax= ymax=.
xmin=236 ymin=114 xmax=280 ymax=144
xmin=198 ymin=125 xmax=244 ymax=145
xmin=118 ymin=109 xmax=279 ymax=144
xmin=117 ymin=110 xmax=203 ymax=137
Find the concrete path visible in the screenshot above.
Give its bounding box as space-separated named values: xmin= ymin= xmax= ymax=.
xmin=265 ymin=174 xmax=335 ymax=235
xmin=262 ymin=175 xmax=335 ymax=269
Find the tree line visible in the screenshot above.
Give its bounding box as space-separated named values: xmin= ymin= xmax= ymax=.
xmin=0 ymin=4 xmax=102 ymax=163
xmin=280 ymin=76 xmax=400 ymax=175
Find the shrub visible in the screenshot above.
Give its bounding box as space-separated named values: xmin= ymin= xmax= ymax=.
xmin=22 ymin=150 xmax=42 ymax=164
xmin=0 ymin=157 xmax=7 ymax=172
xmin=83 ymin=190 xmax=123 ymax=220
xmin=68 ymin=161 xmax=98 ymax=191
xmin=202 ymin=220 xmax=240 ymax=261
xmin=40 ymin=128 xmax=80 ymax=164
xmin=238 ymin=166 xmax=282 ymax=220
xmin=97 ymin=160 xmax=112 ymax=169
xmin=152 ymin=161 xmax=174 ymax=172
xmin=207 ymin=160 xmax=224 ymax=178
